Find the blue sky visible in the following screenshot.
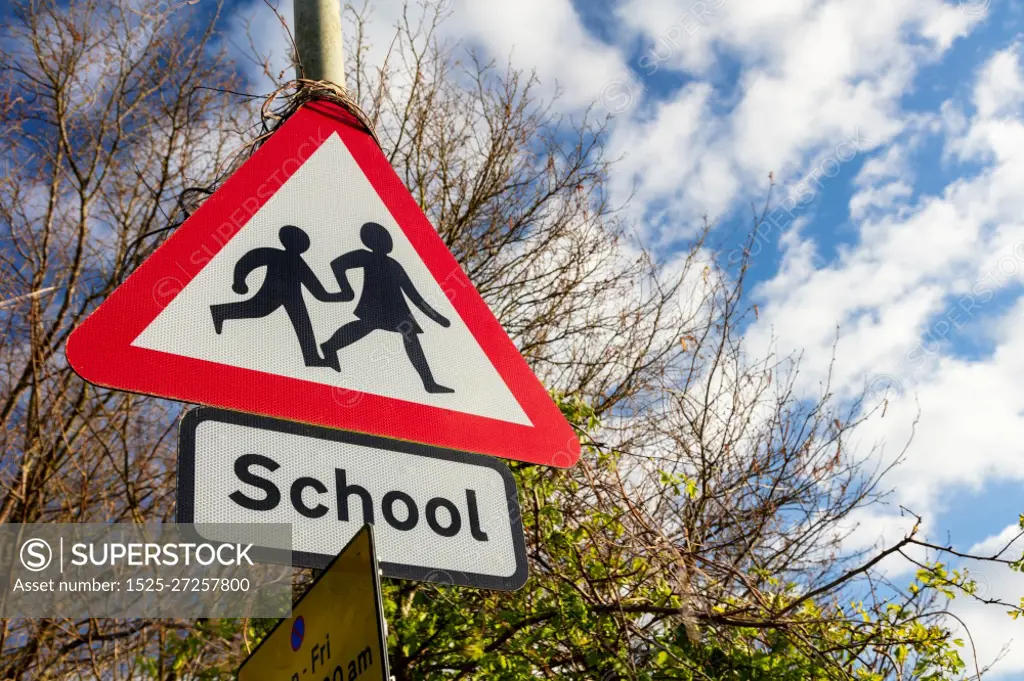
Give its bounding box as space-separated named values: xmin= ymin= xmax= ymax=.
xmin=221 ymin=0 xmax=1024 ymax=670
xmin=5 ymin=0 xmax=1024 ymax=669
xmin=6 ymin=0 xmax=1008 ymax=671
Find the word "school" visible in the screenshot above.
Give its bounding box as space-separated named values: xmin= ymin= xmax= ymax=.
xmin=228 ymin=454 xmax=492 ymax=541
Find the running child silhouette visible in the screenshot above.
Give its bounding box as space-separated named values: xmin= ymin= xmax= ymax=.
xmin=320 ymin=222 xmax=454 ymax=394
xmin=210 ymin=225 xmax=346 ymax=367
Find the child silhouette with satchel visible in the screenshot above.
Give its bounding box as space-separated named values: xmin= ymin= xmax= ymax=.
xmin=320 ymin=222 xmax=454 ymax=394
xmin=210 ymin=225 xmax=347 ymax=367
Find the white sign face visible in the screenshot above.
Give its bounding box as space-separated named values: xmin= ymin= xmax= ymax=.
xmin=176 ymin=408 xmax=528 ymax=591
xmin=134 ymin=132 xmax=530 ymax=426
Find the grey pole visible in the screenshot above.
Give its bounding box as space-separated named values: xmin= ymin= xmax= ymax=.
xmin=296 ymin=0 xmax=343 ymax=584
xmin=293 ymin=0 xmax=346 ymax=86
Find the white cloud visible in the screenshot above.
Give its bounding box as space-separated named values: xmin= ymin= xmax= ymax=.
xmin=975 ymin=44 xmax=1024 ymax=119
xmin=444 ymin=0 xmax=631 ymax=108
xmin=743 ymin=43 xmax=1024 ymax=572
xmin=604 ymin=0 xmax=979 ymax=241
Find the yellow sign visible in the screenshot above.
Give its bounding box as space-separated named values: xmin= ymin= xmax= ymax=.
xmin=237 ymin=525 xmax=389 ymax=681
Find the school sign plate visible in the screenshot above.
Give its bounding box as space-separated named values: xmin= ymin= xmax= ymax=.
xmin=176 ymin=408 xmax=529 ymax=591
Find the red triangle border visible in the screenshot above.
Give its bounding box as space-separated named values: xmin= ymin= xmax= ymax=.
xmin=66 ymin=101 xmax=580 ymax=468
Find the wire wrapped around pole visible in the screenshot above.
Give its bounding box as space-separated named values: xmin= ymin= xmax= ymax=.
xmin=251 ymin=78 xmax=381 ymax=153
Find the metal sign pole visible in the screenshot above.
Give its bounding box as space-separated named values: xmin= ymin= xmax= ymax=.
xmin=294 ymin=0 xmax=346 ymax=86
xmin=293 ymin=0 xmax=344 ymax=587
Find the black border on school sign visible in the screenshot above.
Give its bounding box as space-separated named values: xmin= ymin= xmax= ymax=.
xmin=236 ymin=524 xmax=391 ymax=681
xmin=176 ymin=407 xmax=529 ymax=591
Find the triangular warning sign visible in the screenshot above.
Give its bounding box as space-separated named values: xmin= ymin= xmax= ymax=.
xmin=67 ymin=101 xmax=579 ymax=468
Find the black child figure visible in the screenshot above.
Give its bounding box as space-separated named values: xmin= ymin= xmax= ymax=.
xmin=210 ymin=225 xmax=345 ymax=367
xmin=321 ymin=222 xmax=455 ymax=394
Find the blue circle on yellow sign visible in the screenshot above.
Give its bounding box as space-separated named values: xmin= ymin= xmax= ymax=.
xmin=290 ymin=616 xmax=305 ymax=652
